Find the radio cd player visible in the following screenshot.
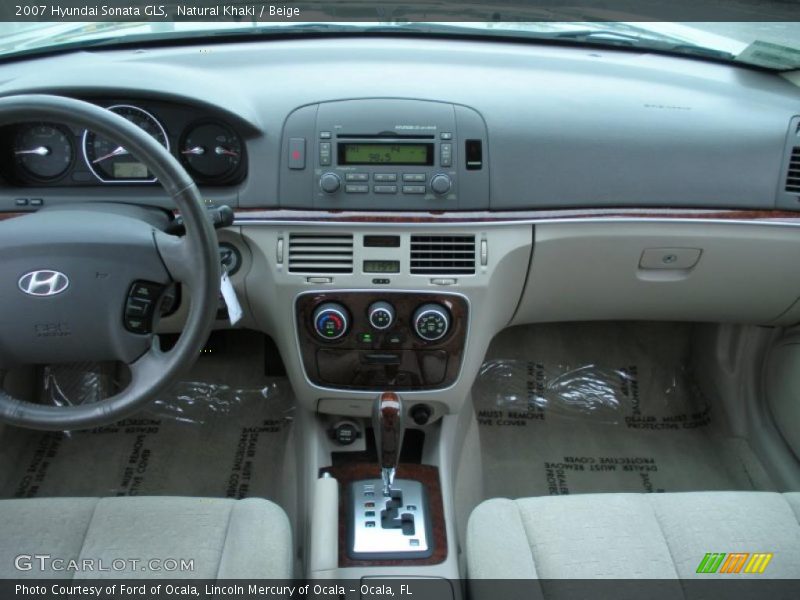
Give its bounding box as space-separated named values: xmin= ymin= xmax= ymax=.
xmin=280 ymin=99 xmax=489 ymax=210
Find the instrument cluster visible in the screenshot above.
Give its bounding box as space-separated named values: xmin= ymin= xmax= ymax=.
xmin=1 ymin=99 xmax=246 ymax=187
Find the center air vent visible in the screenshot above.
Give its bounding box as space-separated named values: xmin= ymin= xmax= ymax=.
xmin=786 ymin=147 xmax=800 ymax=194
xmin=410 ymin=235 xmax=476 ymax=275
xmin=288 ymin=233 xmax=353 ymax=273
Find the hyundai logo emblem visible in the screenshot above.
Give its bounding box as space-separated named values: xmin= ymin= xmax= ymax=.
xmin=18 ymin=270 xmax=70 ymax=297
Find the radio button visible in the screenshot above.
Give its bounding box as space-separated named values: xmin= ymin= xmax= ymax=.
xmin=402 ymin=173 xmax=426 ymax=182
xmin=345 ymin=173 xmax=369 ymax=181
xmin=345 ymin=184 xmax=369 ymax=193
xmin=440 ymin=143 xmax=452 ymax=167
xmin=431 ymin=174 xmax=452 ymax=195
xmin=374 ymin=173 xmax=398 ymax=182
xmin=402 ymin=185 xmax=426 ymax=195
xmin=319 ymin=142 xmax=332 ymax=166
xmin=319 ymin=172 xmax=341 ymax=194
xmin=374 ymin=185 xmax=397 ymax=194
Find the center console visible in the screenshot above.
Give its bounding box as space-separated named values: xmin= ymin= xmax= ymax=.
xmin=296 ymin=291 xmax=468 ymax=390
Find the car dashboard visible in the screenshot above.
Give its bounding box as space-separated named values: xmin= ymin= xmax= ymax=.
xmin=1 ymin=34 xmax=800 ymax=418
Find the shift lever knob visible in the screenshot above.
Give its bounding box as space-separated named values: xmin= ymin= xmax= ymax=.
xmin=373 ymin=391 xmax=404 ymax=496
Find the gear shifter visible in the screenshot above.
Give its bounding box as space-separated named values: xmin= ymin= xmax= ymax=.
xmin=372 ymin=391 xmax=405 ymax=496
xmin=348 ymin=391 xmax=431 ymax=559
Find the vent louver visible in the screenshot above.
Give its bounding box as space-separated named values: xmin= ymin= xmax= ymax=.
xmin=288 ymin=233 xmax=353 ymax=273
xmin=786 ymin=147 xmax=800 ymax=194
xmin=410 ymin=235 xmax=476 ymax=275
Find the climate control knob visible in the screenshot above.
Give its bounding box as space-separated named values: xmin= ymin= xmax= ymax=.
xmin=319 ymin=172 xmax=341 ymax=194
xmin=412 ymin=303 xmax=451 ymax=342
xmin=312 ymin=302 xmax=349 ymax=340
xmin=367 ymin=301 xmax=395 ymax=330
xmin=430 ymin=174 xmax=452 ymax=195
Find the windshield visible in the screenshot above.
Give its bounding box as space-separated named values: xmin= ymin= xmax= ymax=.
xmin=1 ymin=20 xmax=799 ymax=70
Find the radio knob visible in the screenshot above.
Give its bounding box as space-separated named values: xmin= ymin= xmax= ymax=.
xmin=412 ymin=303 xmax=451 ymax=342
xmin=367 ymin=301 xmax=395 ymax=330
xmin=312 ymin=302 xmax=350 ymax=340
xmin=319 ymin=172 xmax=341 ymax=194
xmin=430 ymin=174 xmax=452 ymax=195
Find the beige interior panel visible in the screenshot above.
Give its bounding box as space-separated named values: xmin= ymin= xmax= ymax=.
xmin=513 ymin=221 xmax=800 ymax=326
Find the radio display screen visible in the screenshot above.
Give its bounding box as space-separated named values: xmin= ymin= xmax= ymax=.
xmin=339 ymin=143 xmax=433 ymax=165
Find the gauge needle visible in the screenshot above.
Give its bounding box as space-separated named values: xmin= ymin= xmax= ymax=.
xmin=182 ymin=146 xmax=205 ymax=155
xmin=214 ymin=146 xmax=239 ymax=157
xmin=15 ymin=146 xmax=50 ymax=156
xmin=92 ymin=146 xmax=128 ymax=163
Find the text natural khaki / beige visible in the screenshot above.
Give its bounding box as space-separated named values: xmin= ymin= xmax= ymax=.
xmin=178 ymin=5 xmax=301 ymax=18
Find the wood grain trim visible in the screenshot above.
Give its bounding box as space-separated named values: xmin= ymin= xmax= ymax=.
xmin=321 ymin=463 xmax=448 ymax=567
xmin=233 ymin=207 xmax=800 ymax=224
xmin=4 ymin=208 xmax=799 ymax=224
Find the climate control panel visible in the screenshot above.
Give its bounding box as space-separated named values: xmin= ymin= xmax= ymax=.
xmin=296 ymin=292 xmax=467 ymax=390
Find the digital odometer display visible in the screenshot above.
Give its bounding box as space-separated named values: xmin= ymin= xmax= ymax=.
xmin=113 ymin=162 xmax=149 ymax=179
xmin=339 ymin=143 xmax=432 ymax=165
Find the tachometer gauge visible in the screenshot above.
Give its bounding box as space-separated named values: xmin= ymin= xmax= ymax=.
xmin=83 ymin=105 xmax=169 ymax=183
xmin=180 ymin=122 xmax=243 ymax=183
xmin=13 ymin=123 xmax=74 ymax=181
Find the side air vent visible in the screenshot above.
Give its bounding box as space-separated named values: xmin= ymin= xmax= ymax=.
xmin=410 ymin=235 xmax=476 ymax=275
xmin=288 ymin=233 xmax=353 ymax=273
xmin=786 ymin=147 xmax=800 ymax=193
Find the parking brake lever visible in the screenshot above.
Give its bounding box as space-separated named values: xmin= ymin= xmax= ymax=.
xmin=372 ymin=391 xmax=405 ymax=496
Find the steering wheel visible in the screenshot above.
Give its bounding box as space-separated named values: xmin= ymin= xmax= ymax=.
xmin=0 ymin=95 xmax=220 ymax=430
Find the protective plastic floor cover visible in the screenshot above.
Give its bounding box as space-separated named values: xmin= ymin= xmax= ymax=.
xmin=0 ymin=335 xmax=294 ymax=501
xmin=473 ymin=322 xmax=774 ymax=499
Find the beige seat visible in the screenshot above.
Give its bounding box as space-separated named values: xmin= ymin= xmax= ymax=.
xmin=0 ymin=496 xmax=292 ymax=579
xmin=467 ymin=491 xmax=800 ymax=579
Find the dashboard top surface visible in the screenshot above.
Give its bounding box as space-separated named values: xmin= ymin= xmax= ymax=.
xmin=0 ymin=35 xmax=798 ymax=214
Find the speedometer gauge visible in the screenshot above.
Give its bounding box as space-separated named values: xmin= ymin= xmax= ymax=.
xmin=13 ymin=123 xmax=74 ymax=181
xmin=83 ymin=105 xmax=169 ymax=183
xmin=179 ymin=121 xmax=243 ymax=184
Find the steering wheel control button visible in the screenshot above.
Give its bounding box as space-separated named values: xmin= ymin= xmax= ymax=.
xmin=313 ymin=302 xmax=350 ymax=341
xmin=126 ymin=298 xmax=151 ymax=317
xmin=130 ymin=281 xmax=162 ymax=301
xmin=288 ymin=137 xmax=306 ymax=170
xmin=367 ymin=301 xmax=395 ymax=330
xmin=125 ymin=281 xmax=164 ymax=334
xmin=413 ymin=303 xmax=451 ymax=342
